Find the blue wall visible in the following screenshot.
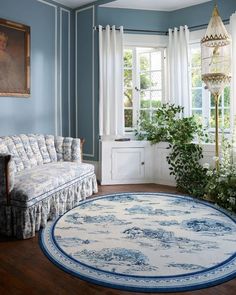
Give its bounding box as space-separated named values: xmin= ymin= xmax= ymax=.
xmin=170 ymin=0 xmax=236 ymax=28
xmin=0 ymin=0 xmax=73 ymax=137
xmin=97 ymin=8 xmax=170 ymax=32
xmin=76 ymin=7 xmax=96 ymax=158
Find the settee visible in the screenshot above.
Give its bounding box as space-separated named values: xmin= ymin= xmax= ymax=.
xmin=0 ymin=134 xmax=98 ymax=239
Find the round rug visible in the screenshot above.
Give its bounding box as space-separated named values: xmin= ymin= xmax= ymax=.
xmin=40 ymin=193 xmax=236 ymax=292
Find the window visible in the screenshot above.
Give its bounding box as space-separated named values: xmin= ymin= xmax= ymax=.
xmin=124 ymin=47 xmax=166 ymax=132
xmin=190 ymin=43 xmax=230 ymax=131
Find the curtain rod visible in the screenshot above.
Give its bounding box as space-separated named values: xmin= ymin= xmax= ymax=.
xmin=93 ymin=18 xmax=230 ymax=35
xmin=93 ymin=26 xmax=168 ymax=35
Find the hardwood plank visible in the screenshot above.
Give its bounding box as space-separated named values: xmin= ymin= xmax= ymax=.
xmin=0 ymin=184 xmax=235 ymax=294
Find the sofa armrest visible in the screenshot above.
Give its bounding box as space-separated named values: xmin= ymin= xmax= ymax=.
xmin=0 ymin=154 xmax=14 ymax=205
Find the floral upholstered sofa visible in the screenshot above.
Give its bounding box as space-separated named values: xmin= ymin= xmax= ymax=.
xmin=0 ymin=134 xmax=98 ymax=239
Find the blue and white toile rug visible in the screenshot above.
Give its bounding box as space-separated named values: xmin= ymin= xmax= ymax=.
xmin=40 ymin=193 xmax=236 ymax=292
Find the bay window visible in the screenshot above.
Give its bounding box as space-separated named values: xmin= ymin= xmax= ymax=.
xmin=122 ymin=40 xmax=231 ymax=134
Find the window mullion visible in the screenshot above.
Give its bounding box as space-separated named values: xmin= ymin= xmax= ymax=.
xmin=162 ymin=48 xmax=167 ymax=104
xmin=133 ymin=48 xmax=139 ymax=128
xmin=149 ymin=52 xmax=152 ymax=119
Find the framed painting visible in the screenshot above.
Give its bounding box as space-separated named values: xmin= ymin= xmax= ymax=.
xmin=0 ymin=18 xmax=30 ymax=97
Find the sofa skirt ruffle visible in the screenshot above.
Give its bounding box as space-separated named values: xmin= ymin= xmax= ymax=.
xmin=0 ymin=174 xmax=98 ymax=239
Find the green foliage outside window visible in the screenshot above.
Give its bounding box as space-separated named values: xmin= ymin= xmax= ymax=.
xmin=124 ymin=49 xmax=163 ymax=129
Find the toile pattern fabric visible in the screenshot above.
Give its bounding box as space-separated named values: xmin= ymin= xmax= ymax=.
xmin=11 ymin=162 xmax=95 ymax=206
xmin=0 ymin=134 xmax=97 ymax=239
xmin=40 ymin=193 xmax=236 ymax=292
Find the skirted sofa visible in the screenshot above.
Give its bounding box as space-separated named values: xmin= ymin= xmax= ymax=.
xmin=0 ymin=134 xmax=98 ymax=239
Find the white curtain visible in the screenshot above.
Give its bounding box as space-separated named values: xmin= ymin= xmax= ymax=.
xmin=230 ymin=12 xmax=236 ymax=128
xmin=99 ymin=25 xmax=124 ymax=138
xmin=167 ymin=26 xmax=190 ymax=116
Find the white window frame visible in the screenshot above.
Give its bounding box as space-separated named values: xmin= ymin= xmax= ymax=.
xmin=123 ymin=34 xmax=168 ymax=134
xmin=124 ymin=46 xmax=166 ymax=133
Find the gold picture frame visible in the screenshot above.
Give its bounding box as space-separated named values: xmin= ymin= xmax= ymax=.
xmin=0 ymin=18 xmax=30 ymax=97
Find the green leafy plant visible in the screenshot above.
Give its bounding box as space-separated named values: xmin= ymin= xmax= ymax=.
xmin=136 ymin=103 xmax=209 ymax=197
xmin=136 ymin=104 xmax=207 ymax=144
xmin=136 ymin=103 xmax=236 ymax=212
xmin=167 ymin=143 xmax=209 ymax=198
xmin=206 ymin=136 xmax=236 ymax=211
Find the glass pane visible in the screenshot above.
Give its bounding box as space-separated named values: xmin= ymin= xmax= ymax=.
xmin=124 ymin=109 xmax=133 ymax=128
xmin=124 ymin=69 xmax=132 ymax=88
xmin=224 ymin=109 xmax=230 ymax=129
xmin=140 ymin=53 xmax=150 ymax=71
xmin=191 ymin=48 xmax=201 ymax=67
xmin=140 ymin=91 xmax=151 ymax=108
xmin=124 ymin=89 xmax=133 ymax=107
xmin=140 ymin=110 xmax=150 ymax=122
xmin=219 ymin=95 xmax=223 ymax=107
xmin=224 ymin=86 xmax=230 ymax=107
xmin=210 ymin=109 xmax=215 ymax=128
xmin=151 ymin=51 xmax=161 ymax=71
xmin=192 ymin=68 xmax=202 ymax=87
xmin=210 ymin=109 xmax=222 ymax=128
xmin=152 ymin=110 xmax=158 ymax=119
xmin=124 ymin=49 xmax=133 ymax=68
xmin=140 ymin=73 xmax=151 ymax=90
xmin=211 ymin=95 xmax=222 ymax=107
xmin=151 ymin=91 xmax=162 ymax=108
xmin=192 ymin=109 xmax=203 ymax=124
xmin=210 ymin=95 xmax=214 ymax=107
xmin=192 ymin=89 xmax=202 ymax=108
xmin=151 ymin=71 xmax=162 ymax=90
xmin=219 ymin=110 xmax=223 ymax=129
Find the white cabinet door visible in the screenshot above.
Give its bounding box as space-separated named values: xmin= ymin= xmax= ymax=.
xmin=111 ymin=148 xmax=145 ymax=180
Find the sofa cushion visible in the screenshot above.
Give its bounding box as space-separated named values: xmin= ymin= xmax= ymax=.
xmin=10 ymin=162 xmax=95 ymax=207
xmin=19 ymin=135 xmax=38 ymax=167
xmin=45 ymin=135 xmax=57 ymax=162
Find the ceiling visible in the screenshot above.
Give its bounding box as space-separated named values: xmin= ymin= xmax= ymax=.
xmin=101 ymin=0 xmax=212 ymax=11
xmin=52 ymin=0 xmax=97 ymax=9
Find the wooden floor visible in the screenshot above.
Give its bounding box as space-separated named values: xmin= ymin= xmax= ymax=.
xmin=0 ymin=184 xmax=236 ymax=295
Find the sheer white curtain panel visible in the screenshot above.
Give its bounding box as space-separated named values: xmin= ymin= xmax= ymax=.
xmin=167 ymin=25 xmax=190 ymax=116
xmin=99 ymin=25 xmax=124 ymax=138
